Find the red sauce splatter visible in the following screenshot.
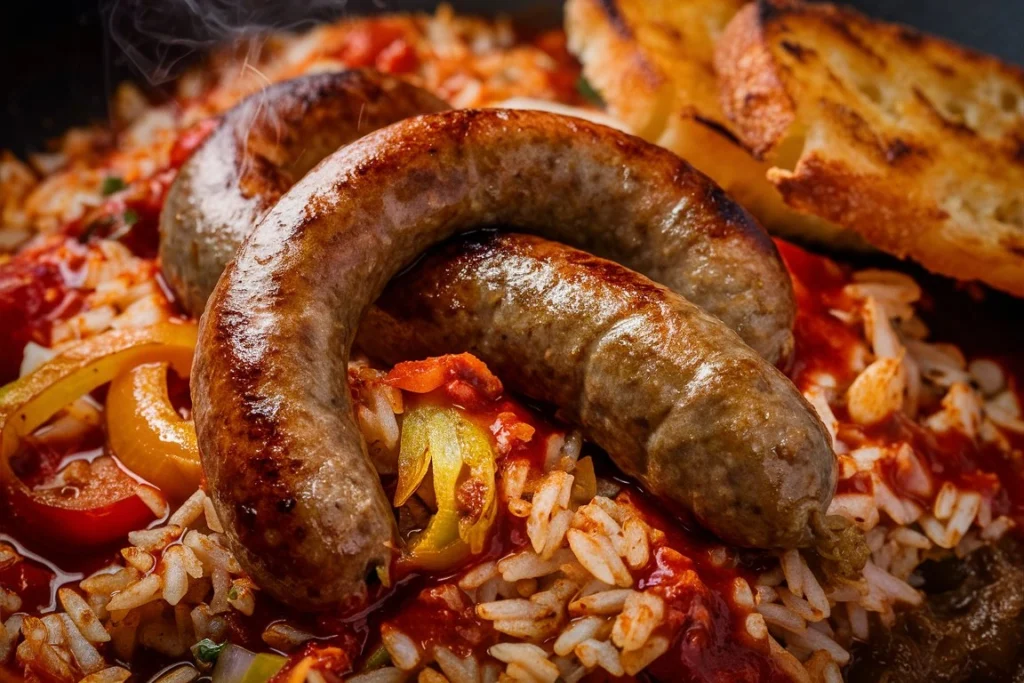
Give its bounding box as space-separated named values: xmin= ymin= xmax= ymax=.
xmin=382 ymin=584 xmax=494 ymax=658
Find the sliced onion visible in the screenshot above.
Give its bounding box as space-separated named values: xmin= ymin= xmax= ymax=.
xmin=211 ymin=644 xmax=256 ymax=683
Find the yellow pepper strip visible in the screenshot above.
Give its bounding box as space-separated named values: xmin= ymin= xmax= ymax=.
xmin=0 ymin=323 xmax=197 ymax=483
xmin=284 ymin=656 xmax=314 ymax=683
xmin=106 ymin=362 xmax=201 ymax=501
xmin=393 ymin=406 xmax=437 ymax=507
xmin=398 ymin=405 xmax=499 ymax=570
xmin=456 ymin=421 xmax=497 ymax=554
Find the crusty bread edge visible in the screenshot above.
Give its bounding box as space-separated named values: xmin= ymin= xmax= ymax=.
xmin=770 ymin=158 xmax=1024 ymax=297
xmin=715 ymin=1 xmax=1024 ymax=296
xmin=566 ymin=0 xmax=871 ymax=250
xmin=564 ymin=0 xmax=673 ymax=139
xmin=714 ymin=2 xmax=798 ymax=159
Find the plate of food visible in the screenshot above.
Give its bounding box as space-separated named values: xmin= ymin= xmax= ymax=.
xmin=0 ymin=2 xmax=1021 ymax=683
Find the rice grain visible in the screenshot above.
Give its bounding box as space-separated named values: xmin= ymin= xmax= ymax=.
xmin=105 ymin=574 xmax=162 ymax=612
xmin=569 ymin=589 xmax=632 ymax=617
xmin=488 ymin=643 xmax=558 ymax=683
xmin=566 ymin=530 xmax=630 ymax=587
xmin=382 ymin=626 xmax=421 ymax=671
xmin=553 ymin=617 xmax=608 ymax=656
xmin=620 ymin=634 xmax=670 ymax=676
xmin=574 ymin=639 xmax=623 ymax=677
xmin=347 ymin=668 xmax=408 ymax=683
xmin=57 ymin=589 xmax=109 ymax=643
xmin=611 ymin=592 xmax=664 ymax=651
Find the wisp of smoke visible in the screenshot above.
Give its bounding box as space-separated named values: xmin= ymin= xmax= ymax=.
xmin=101 ymin=0 xmax=383 ymax=86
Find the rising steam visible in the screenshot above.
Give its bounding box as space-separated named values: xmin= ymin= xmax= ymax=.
xmin=102 ymin=0 xmax=379 ymax=85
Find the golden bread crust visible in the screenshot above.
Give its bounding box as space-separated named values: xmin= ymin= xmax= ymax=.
xmin=564 ymin=0 xmax=866 ymax=248
xmin=716 ymin=0 xmax=1024 ymax=296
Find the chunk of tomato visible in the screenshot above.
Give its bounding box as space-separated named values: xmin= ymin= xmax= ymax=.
xmin=6 ymin=456 xmax=156 ymax=548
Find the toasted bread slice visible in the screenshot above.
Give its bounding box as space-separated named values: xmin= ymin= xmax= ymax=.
xmin=716 ymin=0 xmax=1024 ymax=297
xmin=564 ymin=0 xmax=866 ymax=248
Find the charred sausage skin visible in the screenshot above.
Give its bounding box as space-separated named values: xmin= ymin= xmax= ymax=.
xmin=362 ymin=232 xmax=835 ymax=552
xmin=194 ymin=109 xmax=815 ymax=608
xmin=159 ymin=69 xmax=448 ymax=316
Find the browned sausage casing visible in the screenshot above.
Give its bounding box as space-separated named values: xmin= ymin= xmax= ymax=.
xmin=361 ymin=232 xmax=835 ymax=549
xmin=194 ymin=109 xmax=821 ymax=608
xmin=159 ymin=69 xmax=448 ymax=316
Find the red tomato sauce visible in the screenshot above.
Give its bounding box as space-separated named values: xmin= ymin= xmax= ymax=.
xmin=849 ymin=415 xmax=1023 ymax=531
xmin=623 ymin=491 xmax=789 ymax=683
xmin=775 ymin=240 xmax=862 ymax=390
xmin=778 ymin=240 xmax=1024 ymax=537
xmin=0 ymin=237 xmax=89 ymax=384
xmin=61 ymin=169 xmax=176 ymax=260
xmin=329 ymin=19 xmax=419 ymax=74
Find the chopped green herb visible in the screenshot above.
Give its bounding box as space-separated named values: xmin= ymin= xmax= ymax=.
xmin=227 ymin=586 xmax=239 ymax=601
xmin=192 ymin=638 xmax=227 ymax=664
xmin=101 ymin=176 xmax=126 ymax=196
xmin=122 ymin=208 xmax=139 ymax=226
xmin=362 ymin=645 xmax=391 ymax=672
xmin=576 ymin=76 xmax=605 ymax=107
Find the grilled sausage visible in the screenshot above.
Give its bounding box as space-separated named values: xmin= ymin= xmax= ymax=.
xmin=194 ymin=109 xmax=817 ymax=608
xmin=161 ymin=72 xmax=792 ymax=360
xmin=361 ymin=231 xmax=835 ymax=549
xmin=159 ymin=69 xmax=449 ymax=316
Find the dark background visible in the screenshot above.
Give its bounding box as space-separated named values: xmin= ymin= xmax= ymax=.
xmin=2 ymin=0 xmax=1023 ymax=156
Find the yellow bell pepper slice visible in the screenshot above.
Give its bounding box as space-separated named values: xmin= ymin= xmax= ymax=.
xmin=105 ymin=361 xmax=201 ymax=501
xmin=283 ymin=656 xmax=314 ymax=683
xmin=456 ymin=420 xmax=497 ymax=554
xmin=0 ymin=323 xmax=197 ymax=482
xmin=397 ymin=405 xmax=499 ymax=570
xmin=393 ymin=406 xmax=438 ymax=508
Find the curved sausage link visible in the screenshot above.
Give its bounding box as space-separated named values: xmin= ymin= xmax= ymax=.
xmin=361 ymin=232 xmax=835 ymax=551
xmin=159 ymin=69 xmax=449 ymax=316
xmin=193 ymin=109 xmax=812 ymax=608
